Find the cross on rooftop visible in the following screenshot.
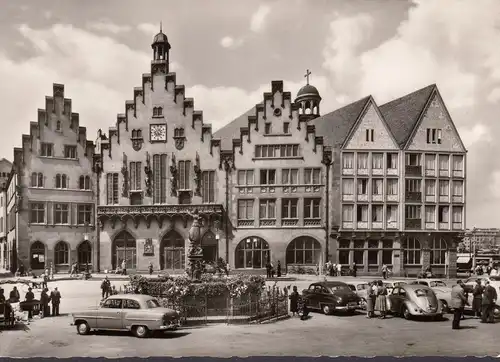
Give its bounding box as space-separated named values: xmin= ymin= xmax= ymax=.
xmin=304 ymin=69 xmax=312 ymax=85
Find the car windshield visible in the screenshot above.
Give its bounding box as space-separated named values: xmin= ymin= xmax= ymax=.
xmin=329 ymin=285 xmax=351 ymax=293
xmin=415 ymin=289 xmax=431 ymax=297
xmin=357 ymin=284 xmax=369 ymax=290
xmin=430 ymin=281 xmax=447 ymax=287
xmin=146 ymin=299 xmax=161 ymax=308
xmin=490 ymin=276 xmax=500 ymax=281
xmin=348 ymin=285 xmax=355 ymax=291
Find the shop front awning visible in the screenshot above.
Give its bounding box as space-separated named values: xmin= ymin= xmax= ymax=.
xmin=456 ymin=256 xmax=471 ymax=264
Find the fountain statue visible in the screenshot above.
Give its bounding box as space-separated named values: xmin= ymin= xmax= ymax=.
xmin=187 ymin=209 xmax=203 ymax=281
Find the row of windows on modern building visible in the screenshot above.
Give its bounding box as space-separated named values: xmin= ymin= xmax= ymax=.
xmin=340 ymin=204 xmax=464 ymax=230
xmin=341 ymin=152 xmax=465 ymax=177
xmin=341 ymin=178 xmax=464 ymax=201
xmin=30 ymin=173 xmax=92 ymax=190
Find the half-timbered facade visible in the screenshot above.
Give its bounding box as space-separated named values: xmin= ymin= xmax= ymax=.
xmin=94 ymin=30 xmax=226 ymax=273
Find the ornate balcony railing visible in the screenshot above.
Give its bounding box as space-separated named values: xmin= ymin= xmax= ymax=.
xmin=97 ymin=204 xmax=224 ymax=217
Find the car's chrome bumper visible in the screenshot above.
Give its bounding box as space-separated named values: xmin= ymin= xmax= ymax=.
xmin=335 ymin=304 xmax=359 ymax=310
xmin=160 ymin=322 xmax=181 ymax=330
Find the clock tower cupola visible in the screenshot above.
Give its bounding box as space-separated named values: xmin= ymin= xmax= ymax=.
xmin=152 ymin=22 xmax=171 ymax=71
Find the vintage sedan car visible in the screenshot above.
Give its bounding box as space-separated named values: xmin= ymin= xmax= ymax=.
xmin=388 ymin=284 xmax=444 ymax=320
xmin=410 ymin=279 xmax=452 ymax=312
xmin=72 ymin=294 xmax=181 ymax=338
xmin=302 ymin=281 xmax=360 ymax=315
xmin=463 ymin=276 xmax=500 ymax=318
xmin=346 ymin=281 xmax=371 ymax=309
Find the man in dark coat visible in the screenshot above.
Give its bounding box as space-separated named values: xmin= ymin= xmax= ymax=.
xmin=50 ymin=287 xmax=62 ymax=316
xmin=40 ymin=288 xmax=50 ymax=318
xmin=352 ymin=263 xmax=357 ymax=277
xmin=277 ymin=261 xmax=282 ymax=278
xmin=101 ymin=276 xmax=111 ymax=300
xmin=472 ymin=279 xmax=484 ymax=318
xmin=481 ymin=281 xmax=498 ymax=323
xmin=25 ymin=287 xmax=35 ymax=319
xmin=9 ymin=286 xmax=20 ymax=303
xmin=450 ymin=280 xmax=467 ymax=330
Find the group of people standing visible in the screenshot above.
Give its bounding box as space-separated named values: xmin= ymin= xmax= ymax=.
xmin=100 ymin=276 xmax=118 ymax=299
xmin=325 ymin=261 xmax=343 ymax=277
xmin=0 ymin=285 xmax=61 ymax=322
xmin=451 ymin=279 xmax=497 ymax=330
xmin=365 ymin=280 xmax=389 ymax=319
xmin=266 ymin=261 xmax=281 ymax=278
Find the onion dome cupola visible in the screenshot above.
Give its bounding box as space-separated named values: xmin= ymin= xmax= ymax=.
xmin=295 ymin=69 xmax=321 ymax=118
xmin=152 ymin=22 xmax=171 ymax=64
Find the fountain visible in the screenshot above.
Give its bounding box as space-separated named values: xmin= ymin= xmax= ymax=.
xmin=187 ymin=209 xmax=203 ymax=281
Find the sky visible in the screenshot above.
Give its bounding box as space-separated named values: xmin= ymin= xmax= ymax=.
xmin=0 ymin=0 xmax=498 ymax=228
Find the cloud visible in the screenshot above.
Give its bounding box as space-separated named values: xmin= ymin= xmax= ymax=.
xmin=490 ymin=171 xmax=500 ymax=198
xmin=459 ymin=124 xmax=491 ymax=148
xmin=250 ymin=4 xmax=271 ymax=33
xmin=487 ymin=88 xmax=500 ymax=103
xmin=137 ymin=23 xmax=159 ymax=36
xmin=220 ymin=36 xmax=244 ymax=49
xmin=87 ymin=20 xmax=132 ymax=34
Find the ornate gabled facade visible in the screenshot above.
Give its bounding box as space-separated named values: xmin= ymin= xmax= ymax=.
xmin=94 ymin=30 xmax=225 ymax=273
xmin=7 ymin=84 xmax=96 ymax=273
xmin=214 ymin=80 xmax=333 ymax=271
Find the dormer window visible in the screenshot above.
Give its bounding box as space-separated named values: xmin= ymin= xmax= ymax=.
xmin=153 ymin=107 xmax=163 ymax=117
xmin=131 ymin=129 xmax=143 ymax=139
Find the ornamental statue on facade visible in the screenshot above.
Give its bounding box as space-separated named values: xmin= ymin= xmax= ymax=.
xmin=187 ymin=209 xmax=203 ymax=281
xmin=121 ymin=153 xmax=129 ymax=198
xmin=193 ymin=152 xmax=202 ymax=196
xmin=144 ymin=152 xmax=153 ymax=197
xmin=170 ymin=154 xmax=178 ymax=196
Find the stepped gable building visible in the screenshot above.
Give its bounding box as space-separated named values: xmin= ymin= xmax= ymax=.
xmin=214 ymin=75 xmax=333 ymax=271
xmin=94 ymin=29 xmax=226 ymax=273
xmin=314 ymin=84 xmax=466 ymax=277
xmin=6 ymin=84 xmax=95 ymax=273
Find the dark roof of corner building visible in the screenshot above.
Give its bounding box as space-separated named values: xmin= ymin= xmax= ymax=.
xmin=379 ymin=84 xmax=436 ymax=147
xmin=314 ymin=96 xmax=371 ymax=148
xmin=296 ymin=84 xmax=320 ymax=98
xmin=213 ymin=106 xmax=257 ymax=150
xmin=0 ymin=158 xmax=12 ymax=165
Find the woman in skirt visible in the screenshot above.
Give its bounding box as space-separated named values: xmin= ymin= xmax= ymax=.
xmin=374 ymin=280 xmax=388 ymax=319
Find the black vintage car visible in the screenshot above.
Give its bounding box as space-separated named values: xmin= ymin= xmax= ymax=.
xmin=302 ymin=281 xmax=360 ymax=315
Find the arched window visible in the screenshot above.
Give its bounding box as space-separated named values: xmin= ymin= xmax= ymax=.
xmin=79 ymin=175 xmax=91 ymax=190
xmin=160 ymin=230 xmax=185 ymax=270
xmin=153 ymin=107 xmax=163 ymax=117
xmin=77 ymin=240 xmax=92 ymax=265
xmin=56 ymin=174 xmax=61 ymax=188
xmin=286 ymin=236 xmax=322 ymax=265
xmin=31 ymin=173 xmax=43 ymax=187
xmin=30 ymin=241 xmax=46 ymax=269
xmin=113 ymin=230 xmax=137 ymax=270
xmin=62 ymin=174 xmax=68 ymax=188
xmin=403 ymin=237 xmax=421 ymax=265
xmin=54 ymin=241 xmax=69 ymax=265
xmin=235 ymin=237 xmax=270 ymax=269
xmin=430 ymin=237 xmax=448 ymax=265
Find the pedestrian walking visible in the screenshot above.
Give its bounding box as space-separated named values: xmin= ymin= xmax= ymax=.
xmin=265 ymin=261 xmax=271 ymax=278
xmin=277 ymin=260 xmax=282 ymax=278
xmin=270 ymin=261 xmax=275 ymax=278
xmin=331 ymin=262 xmax=336 ymax=276
xmin=481 ymin=281 xmax=497 ymax=324
xmin=289 ymin=286 xmax=299 ymax=317
xmin=472 ymin=279 xmax=483 ymax=318
xmin=101 ymin=276 xmax=111 ymax=300
xmin=121 ymin=260 xmax=127 ymax=275
xmin=450 ymin=280 xmax=467 ymax=330
xmin=42 ymin=272 xmax=48 ymax=289
xmin=337 ymin=263 xmax=342 ymax=276
xmin=352 ymin=262 xmax=357 ymax=278
xmin=49 ymin=262 xmax=54 ymax=280
xmin=315 ymin=264 xmax=319 ymax=276
xmin=148 ymin=262 xmax=154 ymax=275
xmin=374 ymin=280 xmax=387 ymax=319
xmin=365 ymin=281 xmax=375 ymax=318
xmin=25 ymin=287 xmax=35 ymax=320
xmin=381 ymin=264 xmax=388 ymax=280
xmin=40 ymin=288 xmax=50 ymax=318
xmin=50 ymin=287 xmax=62 ymax=316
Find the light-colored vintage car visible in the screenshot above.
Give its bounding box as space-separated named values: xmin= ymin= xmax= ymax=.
xmin=388 ymin=284 xmax=444 ymax=320
xmin=409 ymin=279 xmax=452 ymax=312
xmin=346 ymin=281 xmax=371 ymax=309
xmin=72 ymin=294 xmax=181 ymax=338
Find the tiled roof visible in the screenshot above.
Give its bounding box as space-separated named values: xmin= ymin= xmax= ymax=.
xmin=379 ymin=84 xmax=436 ymax=147
xmin=313 ymin=96 xmax=371 ymax=148
xmin=213 ymin=106 xmax=257 ymax=150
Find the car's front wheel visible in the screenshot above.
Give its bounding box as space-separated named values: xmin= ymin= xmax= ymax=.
xmin=493 ymin=305 xmax=500 ymax=319
xmin=133 ymin=325 xmax=150 ymax=338
xmin=440 ymin=300 xmax=449 ymax=313
xmin=322 ymin=304 xmax=332 ymax=315
xmin=76 ymin=321 xmax=90 ymax=335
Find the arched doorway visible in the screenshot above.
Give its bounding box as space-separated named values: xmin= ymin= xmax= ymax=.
xmin=160 ymin=230 xmax=185 ymax=271
xmin=286 ymin=236 xmax=322 ymax=265
xmin=113 ymin=231 xmax=137 ymax=270
xmin=30 ymin=241 xmax=46 ymax=270
xmin=235 ymin=236 xmax=270 ymax=269
xmin=78 ymin=240 xmax=92 ymax=266
xmin=201 ymin=231 xmax=218 ymax=263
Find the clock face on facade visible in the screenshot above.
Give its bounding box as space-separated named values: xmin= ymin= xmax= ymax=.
xmin=150 ymin=124 xmax=167 ymax=142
